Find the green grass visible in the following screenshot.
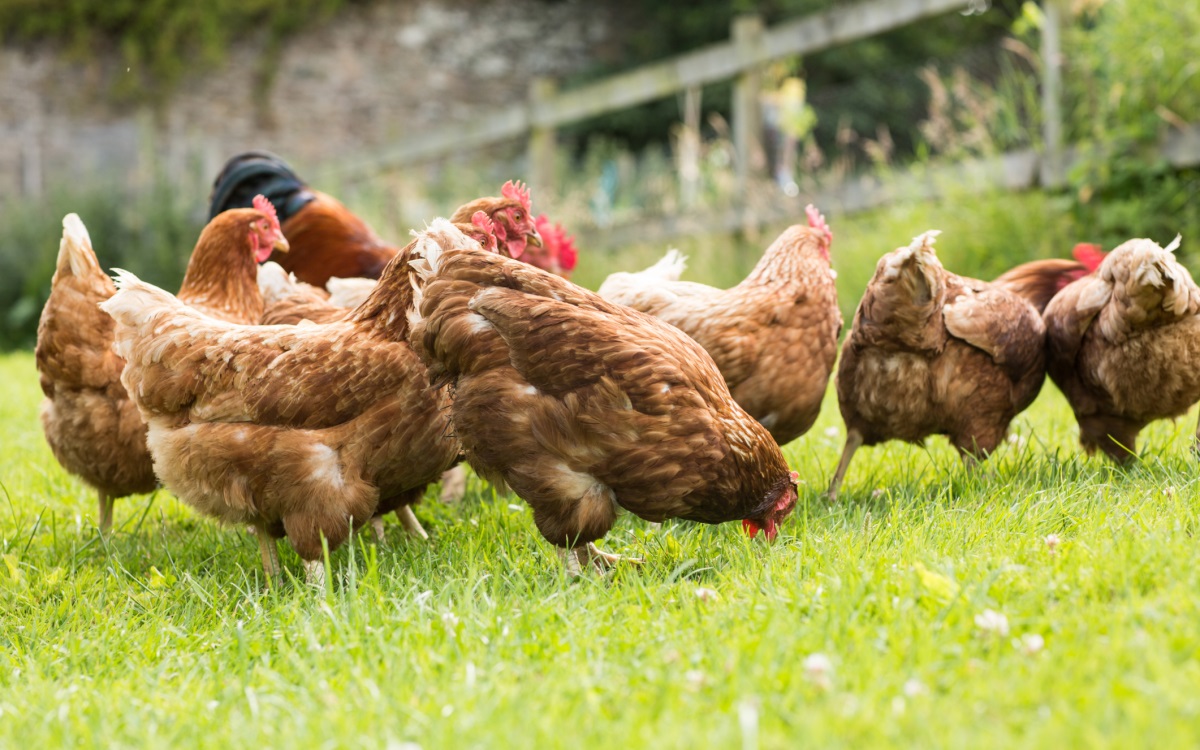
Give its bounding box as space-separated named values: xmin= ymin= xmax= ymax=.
xmin=3 ymin=341 xmax=1200 ymax=747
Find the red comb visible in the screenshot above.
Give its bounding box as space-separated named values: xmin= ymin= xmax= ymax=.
xmin=535 ymin=214 xmax=578 ymax=274
xmin=253 ymin=194 xmax=280 ymax=229
xmin=471 ymin=209 xmax=495 ymax=234
xmin=1072 ymin=242 xmax=1106 ymax=271
xmin=806 ymin=204 xmax=833 ymax=245
xmin=501 ymin=180 xmax=532 ymax=212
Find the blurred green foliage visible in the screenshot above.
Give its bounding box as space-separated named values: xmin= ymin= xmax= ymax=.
xmin=563 ymin=0 xmax=1022 ymax=157
xmin=1058 ymin=0 xmax=1200 ymax=244
xmin=0 ymin=0 xmax=1197 ymax=349
xmin=0 ymin=174 xmax=202 ymax=348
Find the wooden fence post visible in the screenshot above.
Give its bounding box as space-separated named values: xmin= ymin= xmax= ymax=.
xmin=1039 ymin=0 xmax=1065 ymax=188
xmin=528 ymin=77 xmax=558 ymax=200
xmin=679 ymin=85 xmax=702 ymax=209
xmin=732 ymin=15 xmax=765 ymax=227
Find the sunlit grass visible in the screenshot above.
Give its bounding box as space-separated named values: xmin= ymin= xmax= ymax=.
xmin=2 ymin=345 xmax=1199 ymax=747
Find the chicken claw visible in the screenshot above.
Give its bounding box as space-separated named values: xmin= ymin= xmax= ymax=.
xmin=371 ymin=517 xmax=387 ymax=542
xmin=558 ymin=543 xmax=643 ymax=576
xmin=397 ymin=505 xmax=429 ymax=540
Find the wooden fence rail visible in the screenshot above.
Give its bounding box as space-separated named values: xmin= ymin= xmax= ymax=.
xmin=338 ymin=0 xmax=979 ymax=180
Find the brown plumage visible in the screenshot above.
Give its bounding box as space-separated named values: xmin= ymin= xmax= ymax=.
xmin=36 ymin=204 xmax=287 ymax=533
xmin=100 ymin=231 xmax=459 ymax=584
xmin=260 ymin=213 xmax=500 ymax=327
xmin=406 ymin=221 xmax=799 ymax=572
xmin=829 ymin=230 xmax=1046 ymax=499
xmin=36 ymin=216 xmax=157 ymax=533
xmin=1043 ymin=235 xmax=1200 ymax=462
xmin=598 ymin=206 xmax=841 ymax=446
xmin=992 ymin=243 xmax=1108 ymax=314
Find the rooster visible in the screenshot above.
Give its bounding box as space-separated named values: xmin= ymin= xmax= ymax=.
xmin=1044 ymin=235 xmax=1200 ymax=461
xmin=100 ymin=227 xmax=461 ymax=585
xmin=208 ymin=151 xmax=542 ymax=287
xmin=598 ymin=205 xmax=841 ymax=446
xmin=406 ymin=221 xmax=800 ymax=572
xmin=829 ymin=230 xmax=1046 ymax=499
xmin=37 ymin=199 xmax=288 ymax=533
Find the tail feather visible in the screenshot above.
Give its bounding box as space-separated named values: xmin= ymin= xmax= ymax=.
xmin=643 ymin=249 xmax=688 ymax=282
xmin=56 ymin=213 xmax=102 ymax=280
xmin=1106 ymin=235 xmax=1195 ymax=320
xmin=100 ymin=270 xmax=185 ymax=329
xmin=208 ymin=151 xmax=315 ymax=222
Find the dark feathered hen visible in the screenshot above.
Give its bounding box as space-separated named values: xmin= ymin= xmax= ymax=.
xmin=829 ymin=230 xmax=1046 ymax=498
xmin=406 ymin=222 xmax=799 ymax=572
xmin=1044 ymin=235 xmax=1200 ymax=461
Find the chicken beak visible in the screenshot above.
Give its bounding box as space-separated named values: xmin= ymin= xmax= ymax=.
xmin=525 ymin=229 xmax=544 ymax=248
xmin=273 ymin=234 xmax=291 ymax=254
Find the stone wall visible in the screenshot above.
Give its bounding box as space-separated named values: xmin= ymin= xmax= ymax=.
xmin=0 ymin=0 xmax=611 ymax=199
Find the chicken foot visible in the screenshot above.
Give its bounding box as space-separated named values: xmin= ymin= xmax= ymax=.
xmin=97 ymin=491 xmax=114 ymax=536
xmin=827 ymin=430 xmax=864 ymax=500
xmin=557 ymin=543 xmax=643 ymax=576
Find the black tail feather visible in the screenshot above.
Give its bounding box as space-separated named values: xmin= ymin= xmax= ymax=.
xmin=208 ymin=150 xmax=316 ymax=222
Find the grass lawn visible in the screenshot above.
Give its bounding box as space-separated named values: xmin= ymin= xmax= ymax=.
xmin=1 ymin=345 xmax=1199 ymax=748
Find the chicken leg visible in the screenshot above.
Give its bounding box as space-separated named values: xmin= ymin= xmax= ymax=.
xmin=303 ymin=559 xmax=326 ymax=588
xmin=557 ymin=543 xmax=643 ymax=576
xmin=827 ymin=429 xmax=864 ymax=500
xmin=438 ymin=465 xmax=468 ymax=504
xmin=256 ymin=526 xmax=282 ymax=587
xmin=97 ymin=491 xmax=114 ymax=535
xmin=397 ymin=505 xmax=429 ymax=540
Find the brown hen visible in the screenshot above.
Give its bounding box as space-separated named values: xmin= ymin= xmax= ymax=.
xmin=829 ymin=230 xmax=1046 ymax=499
xmin=406 ymin=221 xmax=799 ymax=572
xmin=37 ymin=200 xmax=288 ymax=533
xmin=100 ymin=232 xmax=460 ymax=585
xmin=598 ymin=205 xmax=841 ymax=446
xmin=1044 ymin=235 xmax=1200 ymax=461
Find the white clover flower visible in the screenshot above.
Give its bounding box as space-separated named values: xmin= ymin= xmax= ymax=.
xmin=974 ymin=609 xmax=1010 ymax=638
xmin=1016 ymin=633 xmax=1045 ymax=656
xmin=903 ymin=678 xmax=926 ymax=697
xmin=1044 ymin=534 xmax=1062 ymax=552
xmin=694 ymin=587 xmax=719 ymax=602
xmin=803 ymin=653 xmax=834 ymax=690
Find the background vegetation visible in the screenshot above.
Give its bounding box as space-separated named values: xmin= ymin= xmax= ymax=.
xmin=0 ymin=0 xmax=1196 ymax=350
